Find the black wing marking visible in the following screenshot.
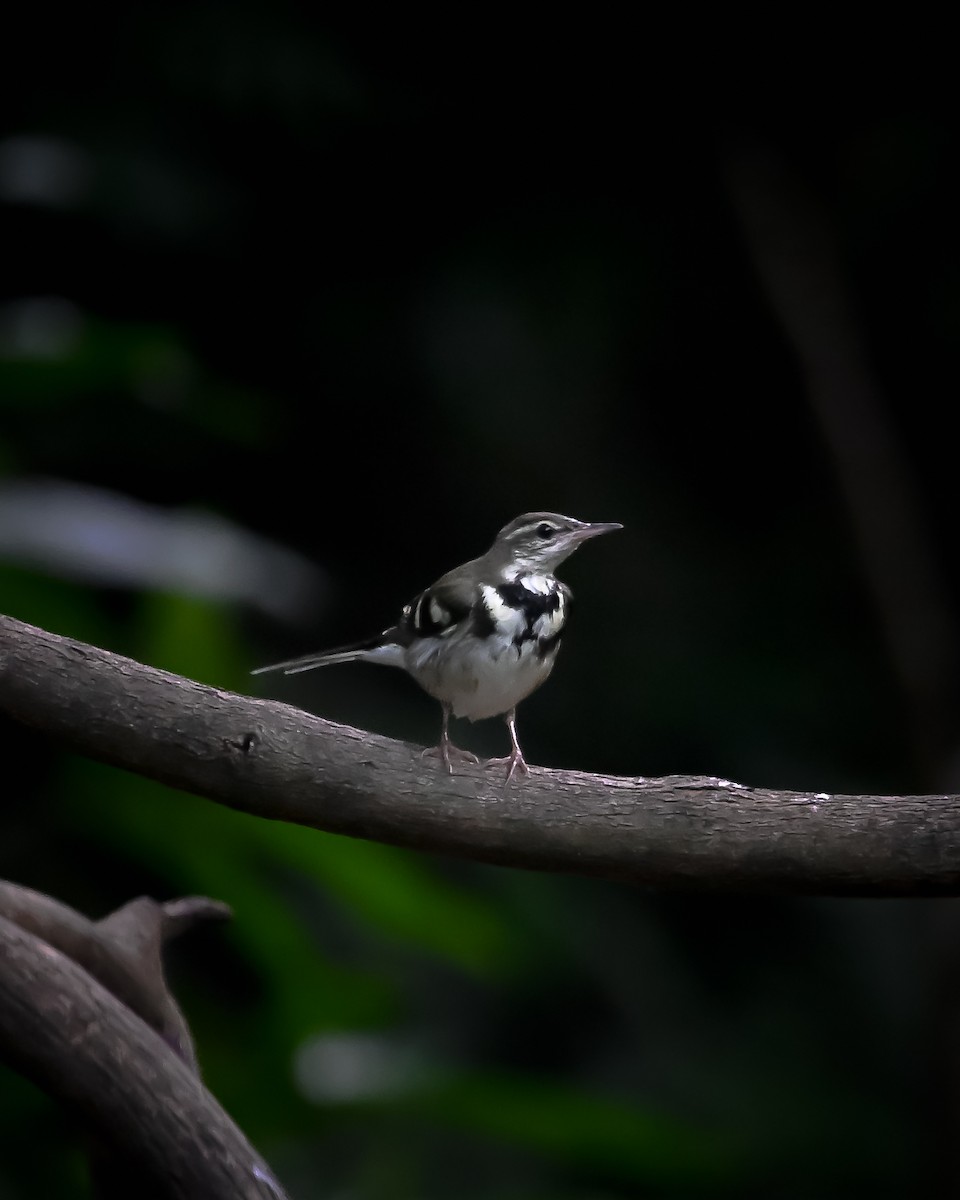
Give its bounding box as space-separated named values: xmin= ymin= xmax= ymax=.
xmin=400 ymin=578 xmax=481 ymax=641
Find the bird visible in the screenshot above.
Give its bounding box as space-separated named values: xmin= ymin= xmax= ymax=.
xmin=252 ymin=512 xmax=622 ymax=780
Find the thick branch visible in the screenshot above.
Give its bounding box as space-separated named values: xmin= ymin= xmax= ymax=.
xmin=0 ymin=902 xmax=285 ymax=1200
xmin=2 ymin=613 xmax=959 ymax=894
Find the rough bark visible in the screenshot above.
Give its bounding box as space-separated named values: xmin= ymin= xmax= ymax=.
xmin=2 ymin=612 xmax=959 ymax=894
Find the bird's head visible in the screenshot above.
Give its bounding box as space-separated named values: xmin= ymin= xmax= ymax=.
xmin=489 ymin=512 xmax=622 ymax=576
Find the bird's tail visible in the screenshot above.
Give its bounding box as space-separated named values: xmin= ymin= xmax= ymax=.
xmin=251 ymin=630 xmax=404 ymax=676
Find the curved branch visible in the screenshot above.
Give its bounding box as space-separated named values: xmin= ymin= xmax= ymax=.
xmin=0 ymin=903 xmax=285 ymax=1200
xmin=0 ymin=882 xmax=230 ymax=1069
xmin=2 ymin=613 xmax=959 ymax=894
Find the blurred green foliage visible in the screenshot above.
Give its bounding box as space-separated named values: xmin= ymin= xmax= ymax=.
xmin=3 ymin=10 xmax=960 ymax=1198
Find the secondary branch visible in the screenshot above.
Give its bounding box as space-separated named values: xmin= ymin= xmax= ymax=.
xmin=0 ymin=888 xmax=285 ymax=1199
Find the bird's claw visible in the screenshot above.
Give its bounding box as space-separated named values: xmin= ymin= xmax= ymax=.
xmin=421 ymin=742 xmax=480 ymax=775
xmin=484 ymin=752 xmax=529 ymax=784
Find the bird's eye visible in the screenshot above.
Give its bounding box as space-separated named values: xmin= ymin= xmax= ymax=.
xmin=536 ymin=523 xmax=555 ymax=539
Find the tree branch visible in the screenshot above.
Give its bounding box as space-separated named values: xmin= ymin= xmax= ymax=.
xmin=2 ymin=612 xmax=958 ymax=894
xmin=0 ymin=882 xmax=229 ymax=1071
xmin=0 ymin=888 xmax=285 ymax=1199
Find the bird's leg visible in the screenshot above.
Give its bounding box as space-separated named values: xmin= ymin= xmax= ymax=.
xmin=484 ymin=709 xmax=529 ymax=782
xmin=421 ymin=704 xmax=479 ymax=774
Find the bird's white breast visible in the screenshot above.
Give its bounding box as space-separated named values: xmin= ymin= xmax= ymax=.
xmin=404 ymin=575 xmax=566 ymax=721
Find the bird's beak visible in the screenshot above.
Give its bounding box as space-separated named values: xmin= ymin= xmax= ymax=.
xmin=573 ymin=521 xmax=623 ymax=543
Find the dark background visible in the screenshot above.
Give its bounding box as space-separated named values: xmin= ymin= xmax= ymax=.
xmin=2 ymin=12 xmax=959 ymax=1197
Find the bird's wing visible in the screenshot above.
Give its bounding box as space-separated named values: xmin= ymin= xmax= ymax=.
xmin=253 ymin=578 xmax=480 ymax=676
xmin=400 ymin=575 xmax=481 ymax=641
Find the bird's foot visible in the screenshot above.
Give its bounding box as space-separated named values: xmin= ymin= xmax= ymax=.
xmin=485 ymin=749 xmax=530 ymax=784
xmin=421 ymin=741 xmax=480 ymax=775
